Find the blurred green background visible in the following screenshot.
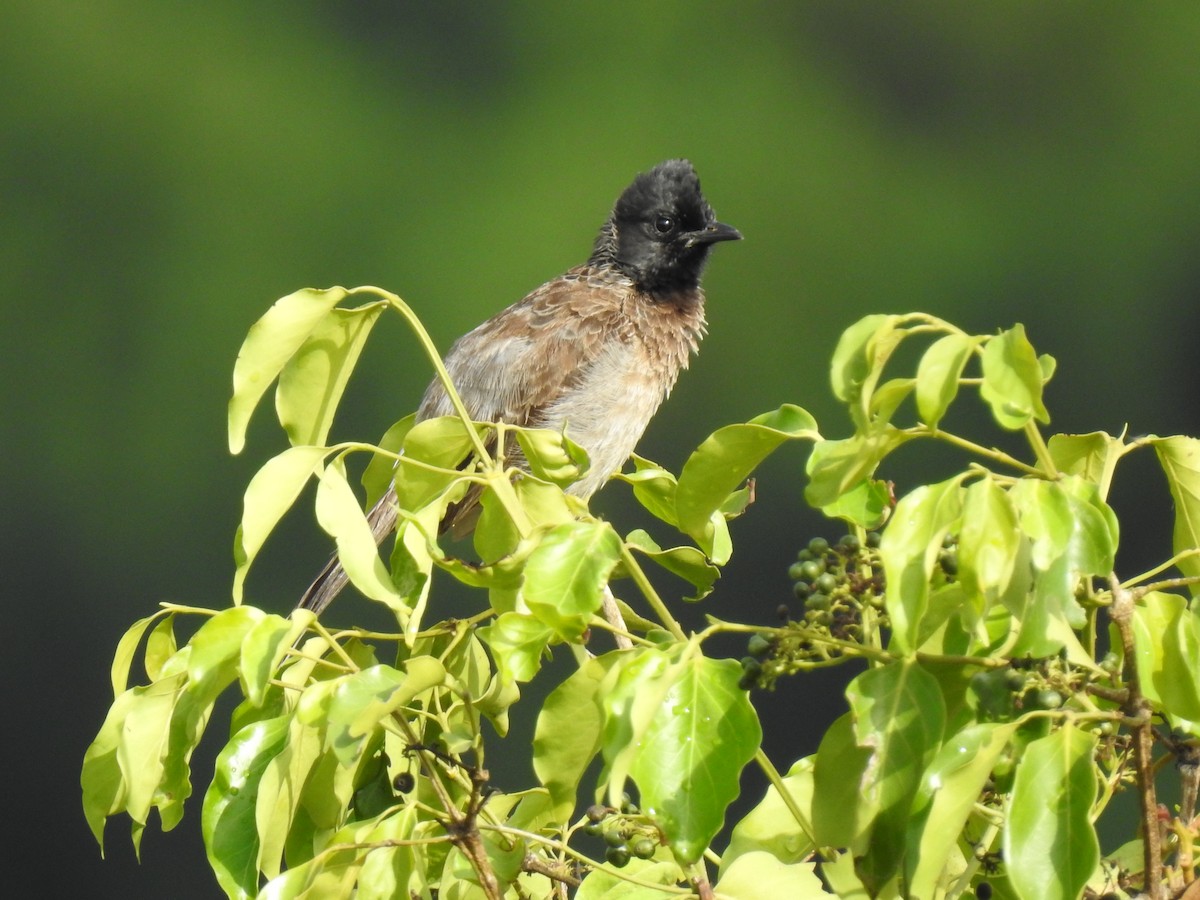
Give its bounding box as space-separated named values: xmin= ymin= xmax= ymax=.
xmin=6 ymin=2 xmax=1200 ymax=895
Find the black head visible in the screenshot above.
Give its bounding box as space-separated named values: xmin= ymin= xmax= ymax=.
xmin=589 ymin=159 xmax=741 ymax=294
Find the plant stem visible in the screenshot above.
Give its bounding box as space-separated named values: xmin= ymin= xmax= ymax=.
xmin=1024 ymin=420 xmax=1059 ymax=479
xmin=753 ymin=749 xmax=816 ymax=845
xmin=920 ymin=429 xmax=1044 ymax=476
xmin=1109 ymin=574 xmax=1164 ymax=899
xmin=618 ymin=542 xmax=687 ymax=641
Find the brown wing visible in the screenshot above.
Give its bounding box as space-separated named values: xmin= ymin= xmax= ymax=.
xmin=417 ymin=265 xmax=634 ymax=427
xmin=297 ymin=266 xmax=633 ymax=615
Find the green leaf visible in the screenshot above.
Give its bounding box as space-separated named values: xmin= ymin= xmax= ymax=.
xmin=575 ymin=858 xmax=686 ymax=899
xmin=616 ymin=455 xmax=680 ymax=527
xmin=957 ymin=477 xmax=1019 ymax=607
xmin=202 ymin=715 xmax=290 ymax=900
xmin=82 ymin=688 xmax=139 ymax=850
xmin=240 ymin=612 xmax=307 ymax=708
xmin=818 ymin=478 xmax=891 ymax=530
xmin=109 ymin=610 xmax=170 ymax=696
xmin=256 ymin=688 xmax=329 ymax=878
xmin=845 ymin=661 xmax=946 ymax=892
xmin=1004 ymin=726 xmax=1099 ymax=900
xmin=868 ymin=377 xmax=914 ymax=426
xmin=325 ymin=659 xmax=446 ymax=766
xmin=722 ymin=756 xmax=815 ymax=873
xmin=812 ymin=713 xmax=873 ymax=848
xmin=360 ymin=415 xmax=416 ymax=508
xmin=830 ymin=314 xmax=905 ymax=430
xmin=906 ymin=722 xmax=1019 ymax=898
xmin=478 ymin=612 xmax=555 ymax=684
xmin=1048 ymin=431 xmax=1118 ymax=483
xmin=1009 ymin=479 xmax=1073 ymax=570
xmin=229 ymin=287 xmax=349 ymax=455
xmin=1154 ymin=436 xmax=1200 ymax=591
xmin=915 ymin=332 xmax=977 ymax=427
xmin=804 ymin=428 xmax=910 ymax=511
xmin=980 ymin=324 xmax=1050 ymax=430
xmin=620 ymin=649 xmax=762 ymax=865
xmin=675 ymin=405 xmax=819 ymax=552
xmin=715 ymin=853 xmax=826 ymax=899
xmin=117 ymin=672 xmax=189 ymax=851
xmin=1133 ymin=591 xmax=1200 ymax=721
xmin=393 ymin=415 xmax=480 ymax=511
xmin=880 ymin=476 xmax=966 ymax=654
xmin=625 ymin=529 xmax=720 ymax=601
xmin=233 ymin=444 xmax=329 ymax=602
xmin=523 ymin=520 xmax=623 ymax=641
xmin=533 ymin=654 xmax=618 ymax=821
xmin=144 ymin=614 xmax=178 ymax=683
xmin=314 ymin=457 xmax=404 ymax=608
xmin=276 ymin=302 xmax=386 ymax=447
xmin=514 ymin=425 xmax=590 ymax=488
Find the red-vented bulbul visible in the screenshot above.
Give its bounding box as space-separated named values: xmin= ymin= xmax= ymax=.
xmin=298 ymin=159 xmax=741 ymax=615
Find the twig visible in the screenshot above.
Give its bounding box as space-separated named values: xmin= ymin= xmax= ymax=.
xmin=1110 ymin=573 xmax=1164 ymax=899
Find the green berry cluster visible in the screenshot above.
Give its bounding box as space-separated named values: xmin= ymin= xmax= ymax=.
xmin=580 ymin=794 xmax=659 ymax=868
xmin=739 ymin=533 xmax=887 ymax=690
xmin=787 ymin=532 xmax=885 ymax=638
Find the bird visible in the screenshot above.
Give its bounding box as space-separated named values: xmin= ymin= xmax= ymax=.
xmin=298 ymin=158 xmax=741 ymax=616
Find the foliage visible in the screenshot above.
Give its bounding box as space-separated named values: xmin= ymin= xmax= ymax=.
xmin=84 ymin=289 xmax=1200 ymax=899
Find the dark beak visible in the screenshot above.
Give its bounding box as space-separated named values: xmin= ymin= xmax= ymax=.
xmin=686 ymin=221 xmax=743 ymax=247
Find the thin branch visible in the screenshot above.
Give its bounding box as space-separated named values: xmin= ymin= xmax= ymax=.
xmin=1110 ymin=573 xmax=1164 ymax=900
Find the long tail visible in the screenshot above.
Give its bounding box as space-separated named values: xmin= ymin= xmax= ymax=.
xmin=296 ymin=484 xmax=399 ymax=616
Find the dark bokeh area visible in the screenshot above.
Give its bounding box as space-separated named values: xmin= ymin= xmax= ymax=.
xmin=6 ymin=3 xmax=1200 ymax=896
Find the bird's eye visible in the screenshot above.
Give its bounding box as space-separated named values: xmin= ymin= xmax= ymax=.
xmin=653 ymin=215 xmax=675 ymax=234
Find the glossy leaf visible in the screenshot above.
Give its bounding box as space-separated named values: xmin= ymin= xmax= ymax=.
xmin=881 ymin=476 xmax=965 ymax=654
xmin=916 ymin=332 xmax=977 ymax=427
xmin=232 ymin=444 xmax=329 ymax=602
xmin=675 ymin=404 xmax=819 ymax=552
xmin=532 ymin=654 xmax=617 ymax=821
xmin=314 ymin=457 xmax=403 ymax=608
xmin=144 ymin=614 xmax=178 ymax=683
xmin=239 ymin=612 xmax=306 ymax=708
xmin=109 ymin=610 xmax=169 ymax=696
xmin=360 ymin=415 xmax=416 ymax=508
xmin=82 ymin=688 xmax=140 ymax=850
xmin=812 ymin=713 xmax=873 ymax=848
xmin=957 ymin=477 xmax=1019 ymax=606
xmin=1154 ymin=436 xmax=1200 ymax=590
xmin=906 ymin=722 xmax=1018 ymax=898
xmin=514 ymin=425 xmax=590 ymax=488
xmin=846 ymin=661 xmax=946 ymax=892
xmin=869 ymin=377 xmax=915 ymax=426
xmin=325 ymin=659 xmax=446 ymax=766
xmin=255 ymin=688 xmax=329 ymax=878
xmin=1004 ymin=726 xmax=1099 ymax=900
xmin=477 ymin=612 xmax=555 ymax=684
xmin=722 ymin=757 xmax=815 ymax=873
xmin=980 ymin=324 xmax=1050 ymax=430
xmin=615 ymin=649 xmax=762 ymax=865
xmin=1048 ymin=431 xmax=1117 ymax=483
xmin=523 ymin=520 xmax=623 ymax=640
xmin=276 ymin=302 xmax=386 ymax=447
xmin=804 ymin=428 xmax=910 ymax=511
xmin=715 ymin=853 xmax=826 ymax=899
xmin=1133 ymin=591 xmax=1200 ymax=721
xmin=830 ymin=314 xmax=904 ymax=429
xmin=229 ymin=287 xmax=348 ymax=454
xmin=625 ymin=528 xmax=720 ymax=600
xmin=202 ymin=715 xmax=290 ymax=900
xmin=393 ymin=415 xmax=480 ymax=511
xmin=575 ymin=858 xmax=685 ymax=899
xmin=616 ymin=454 xmax=680 ymax=527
